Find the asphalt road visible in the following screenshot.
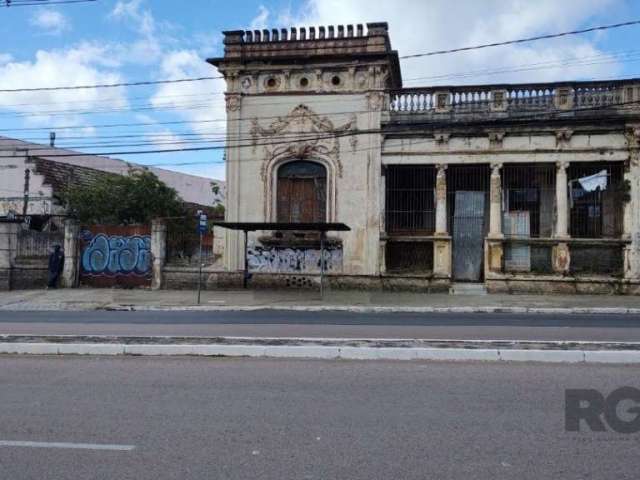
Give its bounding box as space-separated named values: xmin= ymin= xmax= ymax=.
xmin=1 ymin=356 xmax=639 ymax=479
xmin=1 ymin=310 xmax=640 ymax=341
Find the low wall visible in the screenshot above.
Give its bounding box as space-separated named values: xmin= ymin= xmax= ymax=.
xmin=162 ymin=266 xmax=448 ymax=292
xmin=10 ymin=259 xmax=48 ymax=290
xmin=163 ymin=266 xmax=243 ymax=290
xmin=486 ymin=275 xmax=639 ymax=295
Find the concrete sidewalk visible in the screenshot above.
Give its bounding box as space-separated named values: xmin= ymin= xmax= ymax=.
xmin=3 ymin=334 xmax=640 ymax=363
xmin=2 ymin=288 xmax=640 ymax=313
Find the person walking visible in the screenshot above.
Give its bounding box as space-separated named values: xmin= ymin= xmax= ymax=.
xmin=47 ymin=244 xmax=65 ymax=289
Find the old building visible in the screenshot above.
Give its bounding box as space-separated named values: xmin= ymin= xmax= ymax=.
xmin=209 ymin=22 xmax=640 ymax=294
xmin=0 ymin=136 xmax=225 ymax=227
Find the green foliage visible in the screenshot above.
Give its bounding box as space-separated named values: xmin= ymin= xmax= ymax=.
xmin=210 ymin=181 xmax=225 ymax=218
xmin=61 ymin=168 xmax=185 ymax=225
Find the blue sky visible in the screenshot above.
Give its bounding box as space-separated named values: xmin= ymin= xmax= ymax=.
xmin=1 ymin=0 xmax=640 ymax=181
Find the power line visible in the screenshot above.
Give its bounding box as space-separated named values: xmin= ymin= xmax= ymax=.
xmin=0 ymin=18 xmax=638 ymax=95
xmin=399 ymin=19 xmax=640 ymax=59
xmin=3 ymin=93 xmax=640 ymax=150
xmin=0 ymin=76 xmax=222 ymax=93
xmin=3 ymin=0 xmax=96 ymax=6
xmin=3 ymin=97 xmax=640 ymax=161
xmin=402 ymin=50 xmax=640 ymax=84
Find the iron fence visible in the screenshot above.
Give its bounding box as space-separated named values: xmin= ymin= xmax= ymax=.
xmin=17 ymin=228 xmax=64 ymax=259
xmin=504 ymin=241 xmax=554 ymax=274
xmin=166 ymin=218 xmax=215 ymax=266
xmin=502 ymin=164 xmax=556 ymax=238
xmin=385 ymin=241 xmax=433 ymax=274
xmin=385 ymin=165 xmax=436 ymax=234
xmin=568 ymin=162 xmax=626 ymax=238
xmin=570 ymin=245 xmax=624 ymax=276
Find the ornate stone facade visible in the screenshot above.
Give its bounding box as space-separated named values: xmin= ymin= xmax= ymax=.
xmin=209 ymin=22 xmax=640 ymax=293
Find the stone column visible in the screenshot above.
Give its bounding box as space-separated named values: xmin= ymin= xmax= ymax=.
xmin=489 ymin=163 xmax=503 ymax=237
xmin=61 ymin=219 xmax=80 ymax=288
xmin=555 ymin=161 xmax=570 ymax=238
xmin=486 ymin=163 xmax=504 ymax=275
xmin=554 ymin=161 xmax=571 ymax=274
xmin=435 ymin=164 xmax=448 ymax=235
xmin=211 ymin=225 xmax=226 ymax=270
xmin=624 ymin=126 xmax=640 ymax=281
xmin=151 ymin=218 xmax=167 ymax=290
xmin=433 ymin=164 xmax=451 ymax=279
xmin=0 ymin=222 xmax=19 ymax=290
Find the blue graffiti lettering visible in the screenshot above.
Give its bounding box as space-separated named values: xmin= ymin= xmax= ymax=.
xmin=82 ymin=234 xmax=151 ymax=276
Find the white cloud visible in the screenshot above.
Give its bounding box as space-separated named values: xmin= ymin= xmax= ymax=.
xmin=257 ymin=0 xmax=622 ymax=84
xmin=30 ymin=9 xmax=70 ymax=35
xmin=250 ymin=5 xmax=270 ymax=31
xmin=0 ymin=44 xmax=128 ymax=128
xmin=150 ymin=49 xmax=226 ymax=138
xmin=109 ymin=0 xmax=165 ymax=64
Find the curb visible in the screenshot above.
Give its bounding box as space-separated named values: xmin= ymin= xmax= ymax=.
xmin=99 ymin=304 xmax=640 ymax=315
xmin=2 ymin=340 xmax=640 ymax=364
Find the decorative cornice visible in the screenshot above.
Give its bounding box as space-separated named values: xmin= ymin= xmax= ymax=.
xmin=433 ymin=132 xmax=450 ymax=146
xmin=366 ymin=90 xmax=386 ymax=111
xmin=555 ymin=128 xmax=573 ymax=147
xmin=225 ymin=93 xmax=241 ymax=112
xmin=488 ymin=131 xmax=506 ymax=149
xmin=252 ymin=104 xmax=357 ymax=181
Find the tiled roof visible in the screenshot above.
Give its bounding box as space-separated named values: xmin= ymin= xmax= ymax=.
xmin=0 ymin=136 xmax=225 ymax=207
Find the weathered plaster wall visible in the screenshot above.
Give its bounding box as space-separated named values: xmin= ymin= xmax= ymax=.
xmin=382 ymin=132 xmax=629 ymax=165
xmin=225 ymin=93 xmax=384 ymax=276
xmin=0 ymin=152 xmax=57 ymax=217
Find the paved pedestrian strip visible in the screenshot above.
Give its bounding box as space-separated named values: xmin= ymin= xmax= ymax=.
xmin=0 ymin=441 xmax=135 ymax=451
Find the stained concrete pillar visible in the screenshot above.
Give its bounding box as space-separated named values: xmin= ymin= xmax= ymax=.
xmin=555 ymin=161 xmax=570 ymax=238
xmin=489 ymin=163 xmax=503 ymax=237
xmin=212 ymin=225 xmax=226 ymax=270
xmin=151 ymin=218 xmax=167 ymax=290
xmin=0 ymin=222 xmax=19 ymax=290
xmin=435 ymin=164 xmax=448 ymax=235
xmin=433 ymin=164 xmax=451 ymax=279
xmin=624 ymin=127 xmax=640 ymax=281
xmin=554 ymin=161 xmax=571 ymax=274
xmin=61 ymin=219 xmax=80 ymax=288
xmin=486 ymin=163 xmax=504 ymax=276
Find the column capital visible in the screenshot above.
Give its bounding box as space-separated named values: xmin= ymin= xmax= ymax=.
xmin=626 ymin=123 xmax=640 ymax=142
xmin=436 ymin=163 xmax=448 ymax=173
xmin=556 ymin=161 xmax=570 ymax=171
xmin=490 ymin=162 xmax=503 ymax=175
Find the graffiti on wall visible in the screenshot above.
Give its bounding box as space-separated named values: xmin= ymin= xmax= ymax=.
xmin=79 ymin=226 xmax=152 ymax=287
xmin=81 ymin=233 xmax=151 ymax=276
xmin=247 ymin=245 xmax=342 ymax=273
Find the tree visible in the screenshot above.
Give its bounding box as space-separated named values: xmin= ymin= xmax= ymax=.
xmin=61 ymin=168 xmax=185 ymax=225
xmin=210 ymin=181 xmax=225 ymax=218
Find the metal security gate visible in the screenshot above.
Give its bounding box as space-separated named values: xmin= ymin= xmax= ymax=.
xmin=448 ymin=165 xmax=490 ymax=281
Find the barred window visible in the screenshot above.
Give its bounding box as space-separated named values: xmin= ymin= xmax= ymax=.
xmin=568 ymin=162 xmax=625 ymax=238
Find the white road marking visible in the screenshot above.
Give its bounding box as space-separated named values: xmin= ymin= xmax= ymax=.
xmin=0 ymin=441 xmax=135 ymax=451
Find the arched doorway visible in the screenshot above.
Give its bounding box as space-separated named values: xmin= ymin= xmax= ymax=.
xmin=277 ymin=160 xmax=327 ymax=223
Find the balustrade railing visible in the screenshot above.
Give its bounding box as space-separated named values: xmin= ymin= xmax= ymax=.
xmin=389 ymin=79 xmax=639 ymax=114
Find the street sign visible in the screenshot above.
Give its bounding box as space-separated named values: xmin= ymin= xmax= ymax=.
xmin=197 ymin=213 xmax=208 ymax=234
xmin=196 ymin=213 xmax=207 ymax=305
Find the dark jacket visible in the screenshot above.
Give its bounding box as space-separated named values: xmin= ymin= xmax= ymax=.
xmin=48 ymin=246 xmax=65 ymax=274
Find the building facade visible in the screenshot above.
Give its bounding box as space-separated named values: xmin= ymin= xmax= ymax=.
xmin=209 ymin=22 xmax=640 ymax=294
xmin=0 ymin=136 xmax=225 ymax=226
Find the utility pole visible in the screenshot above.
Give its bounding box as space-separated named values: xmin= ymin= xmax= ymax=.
xmin=22 ymin=167 xmax=30 ymax=219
